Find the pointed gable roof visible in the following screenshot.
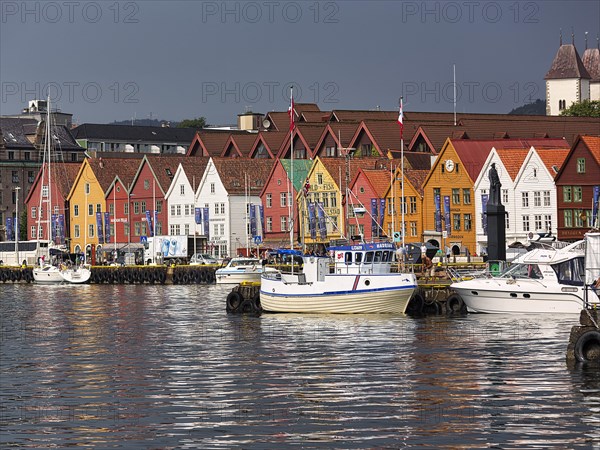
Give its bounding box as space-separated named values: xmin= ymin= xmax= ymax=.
xmin=25 ymin=162 xmax=81 ymax=205
xmin=404 ymin=169 xmax=429 ymax=196
xmin=181 ymin=157 xmax=211 ymax=187
xmin=86 ymin=156 xmax=141 ymax=193
xmin=313 ymin=122 xmax=360 ymax=156
xmin=279 ymin=159 xmax=313 ymax=193
xmin=317 ymin=157 xmax=385 ymax=189
xmin=262 ymin=111 xmax=290 ymax=131
xmin=249 ymin=131 xmax=286 ymax=158
xmin=358 ymin=169 xmax=391 ymax=199
xmin=130 ymin=155 xmax=188 ymax=195
xmin=277 ymin=123 xmax=326 ymax=158
xmin=582 ymin=47 xmax=600 ymax=82
xmin=545 ymin=44 xmax=591 ymax=79
xmin=299 ymin=111 xmax=329 ymax=123
xmin=495 ymin=149 xmax=530 ymax=181
xmin=211 ymin=158 xmax=273 ymax=195
xmin=221 ymin=134 xmax=258 ymax=158
xmin=535 ymin=148 xmax=570 ymax=178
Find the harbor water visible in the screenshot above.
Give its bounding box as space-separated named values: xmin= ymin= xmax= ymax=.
xmin=1 ymin=284 xmax=599 ymax=448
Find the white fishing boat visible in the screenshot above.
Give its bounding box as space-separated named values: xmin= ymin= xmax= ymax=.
xmin=450 ymin=235 xmax=600 ymax=314
xmin=215 ymin=257 xmax=276 ymax=284
xmin=32 ymin=98 xmax=91 ymax=284
xmin=259 ymin=242 xmax=417 ymax=314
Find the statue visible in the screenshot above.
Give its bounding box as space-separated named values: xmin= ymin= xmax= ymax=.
xmin=489 ymin=162 xmax=502 ymax=205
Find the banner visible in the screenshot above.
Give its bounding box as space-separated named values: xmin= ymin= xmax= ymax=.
xmin=371 ymin=198 xmax=378 ymax=236
xmin=592 ymin=186 xmax=600 ymax=228
xmin=308 ymin=202 xmax=317 ymax=240
xmin=6 ymin=217 xmax=13 ymax=241
xmin=203 ymin=207 xmax=210 ymax=239
xmin=145 ymin=210 xmax=153 ymax=237
xmin=443 ymin=195 xmax=451 ymax=236
xmin=250 ymin=203 xmax=257 ymax=237
xmin=259 ymin=205 xmax=265 ymax=236
xmin=104 ymin=212 xmax=111 ymax=244
xmin=154 ymin=210 xmax=159 ymax=236
xmin=195 ymin=207 xmax=202 ymax=225
xmin=317 ymin=203 xmax=327 ymax=240
xmin=58 ymin=214 xmax=65 ymax=245
xmin=434 ymin=194 xmax=442 ymax=232
xmin=96 ymin=212 xmax=104 ymax=243
xmin=481 ymin=194 xmax=489 ymax=235
xmin=379 ymin=198 xmax=386 ymax=230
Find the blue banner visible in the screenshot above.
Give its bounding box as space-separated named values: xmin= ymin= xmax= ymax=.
xmin=6 ymin=217 xmax=13 ymax=241
xmin=195 ymin=207 xmax=202 ymax=225
xmin=203 ymin=207 xmax=210 ymax=239
xmin=96 ymin=212 xmax=104 ymax=243
xmin=154 ymin=210 xmax=159 ymax=236
xmin=317 ymin=203 xmax=327 ymax=240
xmin=51 ymin=213 xmax=58 ymax=242
xmin=250 ymin=203 xmax=257 ymax=237
xmin=481 ymin=194 xmax=489 ymax=235
xmin=444 ymin=195 xmax=451 ymax=236
xmin=434 ymin=194 xmax=442 ymax=232
xmin=593 ymin=186 xmax=600 ymax=228
xmin=58 ymin=214 xmax=65 ymax=244
xmin=379 ymin=198 xmax=386 ymax=230
xmin=104 ymin=212 xmax=111 ymax=244
xmin=259 ymin=205 xmax=265 ymax=236
xmin=371 ymin=198 xmax=378 ymax=236
xmin=145 ymin=210 xmax=153 ymax=237
xmin=308 ymin=202 xmax=317 ymax=239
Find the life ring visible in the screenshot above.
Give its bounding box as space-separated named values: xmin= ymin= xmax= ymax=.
xmin=575 ymin=330 xmax=600 ymax=363
xmin=446 ymin=294 xmax=466 ymax=314
xmin=226 ymin=291 xmax=243 ymax=313
xmin=405 ymin=292 xmax=424 ymax=315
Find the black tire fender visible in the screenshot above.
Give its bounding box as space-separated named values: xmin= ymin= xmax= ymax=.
xmin=226 ymin=291 xmax=243 ymax=313
xmin=575 ymin=330 xmax=600 ymax=363
xmin=446 ymin=294 xmax=466 ymax=314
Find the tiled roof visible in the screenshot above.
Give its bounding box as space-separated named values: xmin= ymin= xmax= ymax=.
xmin=278 ymin=124 xmax=327 ymax=158
xmin=293 ymin=103 xmax=321 ymax=113
xmin=143 ymin=155 xmax=189 ymax=193
xmin=404 ymin=169 xmax=429 ymax=196
xmin=582 ymin=48 xmax=600 ymax=82
xmin=0 ymin=118 xmax=38 ymax=148
xmin=361 ymin=169 xmax=391 ymax=198
xmin=0 ymin=118 xmax=81 ymax=150
xmin=279 ymin=159 xmax=313 ymax=193
xmin=319 ymin=157 xmax=386 ymax=189
xmin=181 ymin=157 xmax=211 ymax=187
xmin=580 ymin=135 xmax=600 ymax=166
xmin=403 ymin=152 xmax=432 ymax=170
xmin=263 ymin=112 xmax=290 ymax=131
xmin=545 ymin=44 xmax=591 ymax=79
xmin=250 ymin=131 xmax=287 ymax=158
xmin=89 ymin=156 xmax=142 ymax=192
xmin=496 ymin=149 xmax=530 ymax=180
xmin=361 ymin=120 xmax=404 ymax=154
xmin=300 ymin=111 xmax=329 ymax=123
xmin=331 ymin=110 xmax=399 ymax=122
xmin=211 ymin=157 xmax=273 ymax=195
xmin=536 ymin=148 xmax=570 ymax=178
xmin=222 ymin=134 xmax=258 ymax=157
xmin=71 ymin=123 xmax=200 ymax=143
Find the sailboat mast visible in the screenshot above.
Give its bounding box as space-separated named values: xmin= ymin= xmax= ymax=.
xmin=46 ymin=96 xmax=52 ymax=252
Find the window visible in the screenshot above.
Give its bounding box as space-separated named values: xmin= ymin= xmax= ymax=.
xmin=280 ymin=192 xmax=287 ymax=207
xmin=31 ymin=207 xmax=37 ymax=219
xmin=563 ymin=186 xmax=572 ymax=202
xmin=522 ymin=192 xmax=529 ymax=207
xmin=109 ymin=203 xmax=114 ymax=216
xmin=505 ymin=213 xmax=510 ymax=229
xmin=155 ymin=222 xmax=162 ymax=235
xmin=330 ymin=193 xmax=337 ymax=207
xmin=214 ymin=203 xmax=219 ymax=214
xmin=134 ymin=202 xmax=140 ymax=214
xmin=30 ymin=226 xmax=36 ymax=239
xmin=180 ymin=184 xmax=185 ymax=195
xmin=8 ymin=151 xmax=14 ymax=160
xmin=280 ymin=216 xmax=288 ymax=232
xmin=170 ymin=224 xmax=176 ymax=235
xmin=171 ymin=204 xmax=176 ymax=215
xmin=96 ymin=204 xmax=101 ymax=213
xmin=210 ymin=183 xmax=215 ymax=194
xmin=88 ymin=224 xmax=95 ymax=238
xmin=184 ymin=224 xmax=190 ymax=235
xmin=577 ymin=158 xmax=585 ymax=173
xmin=266 ymin=194 xmax=272 ymax=208
xmin=141 ymin=201 xmax=146 ymax=212
xmin=141 ymin=222 xmax=147 ymax=236
xmin=28 ymin=171 xmax=34 ymax=183
xmin=124 ymin=223 xmax=130 ymax=237
xmin=574 ymin=209 xmax=584 ymax=228
xmin=42 ymin=185 xmax=48 ymax=198
xmin=266 ymin=217 xmax=272 ymax=232
xmin=463 ymin=188 xmax=471 ymax=205
xmin=326 ymin=146 xmax=336 ymax=157
xmin=534 ymin=191 xmax=541 ymax=207
xmin=410 ymin=196 xmax=417 ymax=214
xmin=220 ymin=203 xmax=225 ymax=214
xmin=502 ymin=189 xmax=509 ymax=204
xmin=85 ymin=183 xmax=90 ymax=195
xmin=544 ymin=215 xmax=552 ymax=231
xmin=317 ymin=173 xmax=323 ymax=185
xmin=124 ymin=203 xmax=129 ymax=215
xmin=156 ymin=200 xmax=162 ymax=213
xmin=453 ymin=213 xmax=460 ymax=231
xmin=88 ymin=204 xmax=94 ymax=215
xmin=220 ymin=224 xmax=224 ymax=235
xmin=543 ymin=191 xmax=551 ymax=207
xmin=573 ymin=186 xmax=583 ymax=202
xmin=144 ymin=180 xmax=150 ymax=190
xmin=534 ymin=214 xmax=542 ymax=230
xmin=522 ymin=215 xmax=530 ymax=232
xmin=176 ymin=205 xmax=181 ymax=216
xmin=74 ymin=224 xmax=80 ymax=238
xmin=410 ymin=221 xmax=417 ymax=237
xmin=464 ymin=213 xmax=472 ymax=231
xmin=564 ymin=210 xmax=572 ymax=228
xmin=452 ymin=188 xmax=460 ymax=205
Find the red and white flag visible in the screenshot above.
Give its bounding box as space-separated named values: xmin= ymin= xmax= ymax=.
xmin=397 ymin=98 xmax=404 ymax=140
xmin=288 ymin=89 xmax=295 ymax=132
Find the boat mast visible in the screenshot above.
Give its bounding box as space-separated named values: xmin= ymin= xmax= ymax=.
xmin=47 ymin=96 xmax=53 ymax=256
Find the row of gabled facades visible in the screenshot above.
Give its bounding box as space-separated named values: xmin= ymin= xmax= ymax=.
xmin=20 ymin=127 xmax=600 ymax=262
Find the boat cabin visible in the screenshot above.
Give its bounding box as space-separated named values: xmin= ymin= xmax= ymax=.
xmin=330 ymin=242 xmax=396 ymax=275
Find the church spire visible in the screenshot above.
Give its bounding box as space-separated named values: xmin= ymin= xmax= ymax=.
xmin=560 ymin=28 xmax=562 ymax=46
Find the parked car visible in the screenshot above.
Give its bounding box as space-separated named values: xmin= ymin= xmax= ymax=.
xmin=190 ymin=253 xmax=218 ymax=265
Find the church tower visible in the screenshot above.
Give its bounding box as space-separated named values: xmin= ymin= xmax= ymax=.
xmin=545 ymin=33 xmax=591 ymax=115
xmin=582 ymin=35 xmax=600 ymax=102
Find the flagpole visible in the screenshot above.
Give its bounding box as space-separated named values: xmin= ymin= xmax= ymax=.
xmin=289 ymin=87 xmax=295 ymax=274
xmin=399 ymin=97 xmax=405 ymax=251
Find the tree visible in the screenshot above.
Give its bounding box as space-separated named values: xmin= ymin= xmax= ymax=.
xmin=560 ymin=100 xmax=600 ymax=117
xmin=19 ymin=209 xmax=27 ymax=241
xmin=508 ymin=99 xmax=545 ymax=115
xmin=177 ymin=117 xmax=207 ymax=128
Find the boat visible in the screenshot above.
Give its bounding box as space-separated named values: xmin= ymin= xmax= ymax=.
xmin=259 ymin=241 xmax=418 ymax=314
xmin=32 ymin=98 xmax=91 ymax=284
xmin=215 ymin=257 xmax=276 ymax=284
xmin=450 ymin=236 xmax=600 ymax=314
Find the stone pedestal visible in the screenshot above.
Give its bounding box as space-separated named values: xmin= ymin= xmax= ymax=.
xmin=486 ymin=203 xmax=506 ymax=262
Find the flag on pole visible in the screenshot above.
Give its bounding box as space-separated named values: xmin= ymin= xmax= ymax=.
xmin=288 ymin=89 xmax=295 ymax=131
xmin=397 ymin=98 xmax=404 ymax=139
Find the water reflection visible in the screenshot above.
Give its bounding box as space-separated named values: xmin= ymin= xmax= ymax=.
xmin=0 ymin=284 xmax=598 ymax=448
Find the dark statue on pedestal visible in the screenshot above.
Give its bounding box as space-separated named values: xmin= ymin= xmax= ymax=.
xmin=486 ymin=162 xmax=506 ymax=261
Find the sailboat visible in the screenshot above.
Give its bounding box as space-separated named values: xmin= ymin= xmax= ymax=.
xmin=32 ymin=98 xmax=91 ymax=284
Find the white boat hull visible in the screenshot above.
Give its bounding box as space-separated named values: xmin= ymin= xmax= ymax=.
xmin=60 ymin=267 xmax=91 ymax=284
xmin=216 ymin=271 xmax=262 ymax=284
xmin=33 ymin=266 xmax=64 ymax=283
xmin=452 ymin=278 xmax=599 ymax=314
xmin=260 ymin=273 xmax=416 ymax=314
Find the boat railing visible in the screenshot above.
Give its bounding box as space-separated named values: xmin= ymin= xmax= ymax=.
xmin=447 ymin=266 xmax=492 ymax=282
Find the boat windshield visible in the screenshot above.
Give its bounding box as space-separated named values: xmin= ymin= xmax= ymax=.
xmin=230 ymin=259 xmax=259 ymax=267
xmin=552 ymin=256 xmax=585 ymax=286
xmin=501 ymin=263 xmax=543 ymax=279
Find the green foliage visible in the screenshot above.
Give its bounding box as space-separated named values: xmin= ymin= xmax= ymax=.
xmin=19 ymin=209 xmax=27 ymax=241
xmin=177 ymin=117 xmax=208 ymax=128
xmin=560 ymin=100 xmax=600 ymax=117
xmin=508 ymin=99 xmax=545 ymax=115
